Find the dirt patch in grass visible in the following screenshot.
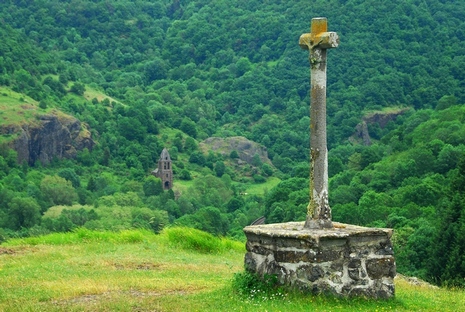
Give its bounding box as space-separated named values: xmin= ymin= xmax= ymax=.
xmin=21 ymin=104 xmax=36 ymax=110
xmin=0 ymin=247 xmax=16 ymax=255
xmin=0 ymin=246 xmax=37 ymax=255
xmin=51 ymin=289 xmax=191 ymax=306
xmin=106 ymin=261 xmax=164 ymax=271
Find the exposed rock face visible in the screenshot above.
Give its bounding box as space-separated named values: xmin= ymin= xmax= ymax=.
xmin=363 ymin=109 xmax=409 ymax=128
xmin=200 ymin=136 xmax=271 ymax=165
xmin=354 ymin=121 xmax=372 ymax=145
xmin=352 ymin=108 xmax=410 ymax=146
xmin=1 ymin=113 xmax=94 ymax=165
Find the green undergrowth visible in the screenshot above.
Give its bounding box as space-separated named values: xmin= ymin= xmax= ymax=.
xmin=2 ymin=226 xmax=245 ymax=254
xmin=232 ymin=271 xmax=287 ymax=301
xmin=2 ymin=227 xmax=155 ymax=246
xmin=163 ymin=226 xmax=244 ymax=254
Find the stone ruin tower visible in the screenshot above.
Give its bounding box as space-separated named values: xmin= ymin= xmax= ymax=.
xmin=152 ymin=148 xmax=173 ymax=190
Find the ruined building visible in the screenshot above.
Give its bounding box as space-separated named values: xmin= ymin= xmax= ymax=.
xmin=152 ymin=148 xmax=173 ymax=190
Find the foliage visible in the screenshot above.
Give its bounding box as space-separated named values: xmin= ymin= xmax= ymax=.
xmin=162 ymin=226 xmax=243 ymax=254
xmin=142 ymin=176 xmax=163 ymax=197
xmin=232 ymin=271 xmax=286 ymax=301
xmin=40 ymin=175 xmax=77 ymax=206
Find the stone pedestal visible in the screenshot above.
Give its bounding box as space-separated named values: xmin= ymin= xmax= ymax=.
xmin=244 ymin=222 xmax=395 ymax=298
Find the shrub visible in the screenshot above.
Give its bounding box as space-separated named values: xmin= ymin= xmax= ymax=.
xmin=232 ymin=271 xmax=286 ymax=301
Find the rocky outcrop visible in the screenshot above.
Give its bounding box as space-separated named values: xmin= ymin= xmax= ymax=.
xmin=354 ymin=121 xmax=372 ymax=145
xmin=363 ymin=108 xmax=410 ymax=128
xmin=1 ymin=112 xmax=94 ymax=165
xmin=352 ymin=108 xmax=410 ymax=145
xmin=199 ymin=136 xmax=271 ymax=165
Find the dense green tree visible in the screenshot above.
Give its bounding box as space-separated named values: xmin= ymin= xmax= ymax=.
xmin=70 ymin=82 xmax=85 ymax=95
xmin=229 ymin=150 xmax=239 ymax=159
xmin=143 ymin=176 xmax=163 ymax=197
xmin=7 ymin=196 xmax=41 ymax=230
xmin=214 ymin=161 xmax=225 ymax=177
xmin=180 ymin=117 xmax=197 ymax=138
xmin=179 ymin=169 xmax=192 ymax=180
xmin=176 ymin=206 xmax=229 ymax=235
xmin=184 ymin=137 xmax=197 ymax=152
xmin=58 ymin=168 xmax=81 ymax=188
xmin=40 ymin=175 xmax=77 ymax=206
xmin=189 ymin=151 xmax=206 ymax=166
xmin=429 ymin=155 xmax=465 ymax=286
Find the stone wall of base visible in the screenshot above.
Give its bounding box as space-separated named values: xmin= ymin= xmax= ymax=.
xmin=243 ymin=222 xmax=395 ymax=298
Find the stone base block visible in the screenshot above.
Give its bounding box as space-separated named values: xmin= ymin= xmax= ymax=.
xmin=243 ymin=222 xmax=395 ymax=298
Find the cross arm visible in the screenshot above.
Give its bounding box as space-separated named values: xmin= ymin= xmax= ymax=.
xmin=299 ymin=31 xmax=339 ymax=51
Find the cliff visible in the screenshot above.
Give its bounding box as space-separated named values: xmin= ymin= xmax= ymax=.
xmin=0 ymin=112 xmax=94 ymax=165
xmin=352 ymin=108 xmax=411 ymax=145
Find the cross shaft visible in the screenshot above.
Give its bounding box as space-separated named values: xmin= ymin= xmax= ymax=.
xmin=299 ymin=17 xmax=339 ymax=229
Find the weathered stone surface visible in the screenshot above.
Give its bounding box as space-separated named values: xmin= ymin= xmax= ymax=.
xmin=244 ymin=252 xmax=257 ymax=272
xmin=298 ymin=264 xmax=325 ymax=282
xmin=348 ymin=259 xmax=364 ymax=281
xmin=2 ymin=112 xmax=94 ymax=165
xmin=244 ymin=222 xmax=393 ymax=240
xmin=366 ymin=256 xmax=396 ymax=279
xmin=275 ymin=250 xmax=312 ymax=263
xmin=244 ymin=221 xmax=395 ymax=298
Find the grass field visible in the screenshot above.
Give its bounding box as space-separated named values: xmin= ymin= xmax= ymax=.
xmin=1 ymin=228 xmax=464 ymax=311
xmin=244 ymin=176 xmax=281 ymax=196
xmin=0 ymin=87 xmax=40 ymax=126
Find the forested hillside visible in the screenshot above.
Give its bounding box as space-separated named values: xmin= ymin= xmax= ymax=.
xmin=1 ymin=0 xmax=465 ymax=287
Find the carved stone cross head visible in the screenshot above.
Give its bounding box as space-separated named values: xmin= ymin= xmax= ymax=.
xmin=299 ymin=17 xmax=339 ymax=52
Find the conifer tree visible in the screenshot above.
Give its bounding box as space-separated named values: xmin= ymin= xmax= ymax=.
xmin=429 ymin=154 xmax=465 ymax=286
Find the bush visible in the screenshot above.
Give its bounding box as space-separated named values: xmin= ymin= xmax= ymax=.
xmin=253 ymin=174 xmax=266 ymax=183
xmin=70 ymin=82 xmax=85 ymax=95
xmin=232 ymin=271 xmax=285 ymax=300
xmin=230 ymin=150 xmax=239 ymax=159
xmin=179 ymin=169 xmax=192 ymax=180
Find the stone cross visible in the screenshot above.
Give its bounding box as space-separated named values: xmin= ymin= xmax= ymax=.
xmin=299 ymin=17 xmax=339 ymax=229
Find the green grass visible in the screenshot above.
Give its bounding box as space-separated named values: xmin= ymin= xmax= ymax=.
xmin=173 ymin=178 xmax=195 ymax=193
xmin=362 ymin=105 xmax=410 ymax=118
xmin=0 ymin=87 xmax=40 ymax=126
xmin=1 ymin=228 xmax=465 ymax=311
xmin=82 ymin=86 xmax=118 ymax=104
xmin=244 ymin=176 xmax=281 ymax=196
xmin=43 ymin=204 xmax=94 ymax=218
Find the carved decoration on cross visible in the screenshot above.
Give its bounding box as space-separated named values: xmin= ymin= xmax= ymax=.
xmin=299 ymin=18 xmax=339 ymax=229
